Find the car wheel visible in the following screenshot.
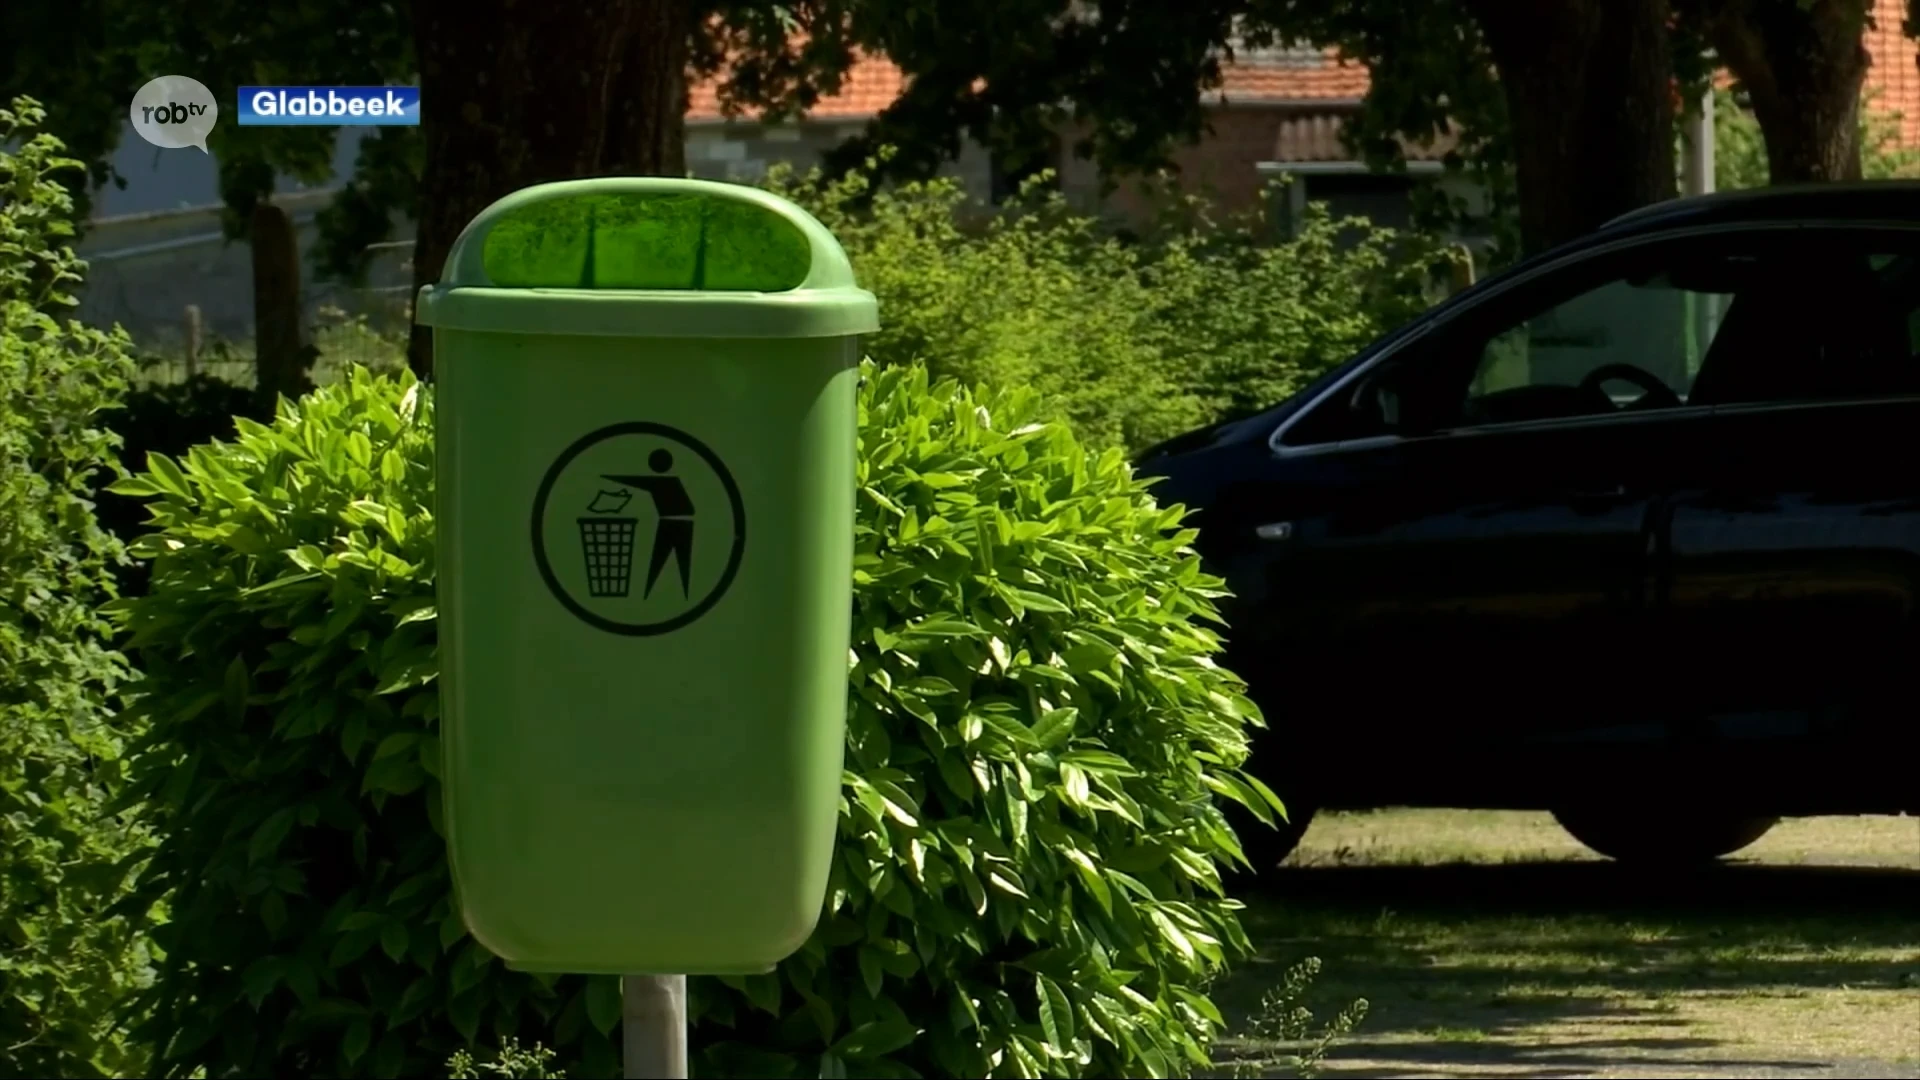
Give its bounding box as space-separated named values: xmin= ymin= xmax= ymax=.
xmin=1552 ymin=806 xmax=1778 ymax=865
xmin=1224 ymin=798 xmax=1317 ymax=878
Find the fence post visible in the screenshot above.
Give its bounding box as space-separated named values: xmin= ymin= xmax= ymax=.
xmin=183 ymin=304 xmax=203 ymax=379
xmin=251 ymin=200 xmax=312 ymax=407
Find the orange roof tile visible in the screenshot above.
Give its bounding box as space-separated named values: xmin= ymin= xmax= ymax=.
xmin=689 ymin=18 xmax=1917 ymax=151
xmin=1211 ymin=46 xmax=1370 ymax=103
xmin=687 ymin=49 xmax=906 ymax=122
xmin=686 ymin=44 xmax=1366 ymax=123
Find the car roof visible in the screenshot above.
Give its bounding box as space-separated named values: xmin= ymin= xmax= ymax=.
xmin=1600 ymin=180 xmax=1920 ymax=236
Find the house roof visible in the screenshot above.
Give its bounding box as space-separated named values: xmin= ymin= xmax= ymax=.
xmin=689 ymin=6 xmax=1920 ymax=152
xmin=685 ymin=45 xmax=1367 ymax=125
xmin=687 ymin=48 xmax=902 ymax=122
xmin=1203 ymin=45 xmax=1369 ymax=104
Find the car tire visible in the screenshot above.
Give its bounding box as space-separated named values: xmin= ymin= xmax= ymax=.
xmin=1224 ymin=798 xmax=1317 ymax=878
xmin=1552 ymin=806 xmax=1778 ymax=865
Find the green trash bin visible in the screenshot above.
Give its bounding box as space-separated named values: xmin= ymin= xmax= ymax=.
xmin=416 ymin=178 xmax=877 ymax=975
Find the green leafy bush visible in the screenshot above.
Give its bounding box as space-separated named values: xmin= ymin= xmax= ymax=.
xmin=0 ymin=96 xmax=147 ymax=1079
xmin=1137 ymin=191 xmax=1439 ymax=422
xmin=768 ymin=160 xmax=1439 ymax=451
xmin=691 ymin=363 xmax=1277 ymax=1078
xmin=114 ymin=360 xmax=1277 ymax=1078
xmin=99 ymin=375 xmax=269 ymax=597
xmin=448 ymin=1039 xmax=566 ymax=1078
xmin=112 ymin=369 xmax=620 ymax=1078
xmin=1224 ymin=957 xmax=1368 ymax=1080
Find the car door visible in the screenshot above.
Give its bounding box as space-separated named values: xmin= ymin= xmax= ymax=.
xmin=1206 ymin=234 xmax=1738 ymax=809
xmin=1657 ymin=233 xmax=1920 ymax=814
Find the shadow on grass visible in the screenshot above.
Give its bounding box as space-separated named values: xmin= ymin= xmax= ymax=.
xmin=1244 ymin=860 xmax=1919 ymax=922
xmin=1317 ymin=1036 xmax=1837 ymax=1072
xmin=1208 ymin=861 xmax=1920 ymax=1077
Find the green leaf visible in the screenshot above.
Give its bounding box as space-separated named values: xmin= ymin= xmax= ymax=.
xmin=1036 ymin=972 xmax=1072 ymax=1055
xmin=1061 ymin=640 xmax=1119 ymax=672
xmin=902 ymin=618 xmax=982 ymax=639
xmin=330 ymin=928 xmax=380 ymax=968
xmin=241 ymin=956 xmax=285 ymax=1009
xmin=1148 ymin=907 xmax=1197 ymax=966
xmin=859 ymin=945 xmax=886 ymax=999
xmin=380 ymin=919 xmax=408 ymax=963
xmin=586 ymin=976 xmax=622 ymax=1036
xmin=341 ymin=1018 xmax=371 ymax=1066
xmin=1058 ymin=762 xmax=1092 ymax=810
xmin=1061 ymin=844 xmax=1112 ymax=915
xmin=831 ymin=1015 xmax=920 ymax=1059
xmin=448 ymin=988 xmax=483 ymax=1041
xmin=980 ymin=711 xmax=1038 ymax=748
xmin=1031 ymin=707 xmax=1079 ymax=748
xmin=1007 ymin=587 xmax=1071 ymax=614
xmin=146 ymin=451 xmax=193 ymax=498
xmin=107 ymin=474 xmax=161 ymax=497
xmin=248 ymin=807 xmax=297 ymax=863
xmin=373 ymin=731 xmax=420 ymax=760
xmin=339 ymin=911 xmax=386 ymax=933
xmin=441 ymin=910 xmax=468 ymax=950
xmin=223 ymin=653 xmax=252 ymax=721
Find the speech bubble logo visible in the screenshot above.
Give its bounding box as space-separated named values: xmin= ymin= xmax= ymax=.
xmin=129 ymin=75 xmax=219 ymax=153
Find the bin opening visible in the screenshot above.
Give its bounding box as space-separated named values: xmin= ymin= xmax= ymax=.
xmin=482 ymin=191 xmax=814 ymax=292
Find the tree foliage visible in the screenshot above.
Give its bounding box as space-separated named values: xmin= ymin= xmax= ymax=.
xmin=771 ymin=159 xmax=1442 ymax=452
xmin=1715 ymin=82 xmax=1920 ymax=189
xmin=0 ymin=96 xmax=147 ymax=1080
xmin=10 ymin=0 xmax=1917 ymax=285
xmin=1676 ymin=0 xmax=1877 ymax=183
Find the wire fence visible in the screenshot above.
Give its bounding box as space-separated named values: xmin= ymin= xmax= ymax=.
xmin=73 ymin=200 xmax=416 ymax=389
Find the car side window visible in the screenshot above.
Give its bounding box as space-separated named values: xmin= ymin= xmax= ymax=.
xmin=1279 ymin=232 xmax=1920 ymax=449
xmin=1459 ymin=275 xmax=1723 ymax=427
xmin=1686 ymin=246 xmax=1920 ymax=407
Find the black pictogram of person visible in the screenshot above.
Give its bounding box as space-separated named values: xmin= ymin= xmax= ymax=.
xmin=604 ymin=448 xmax=696 ymax=599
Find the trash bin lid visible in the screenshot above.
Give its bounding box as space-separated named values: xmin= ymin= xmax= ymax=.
xmin=415 ymin=177 xmax=879 ymax=339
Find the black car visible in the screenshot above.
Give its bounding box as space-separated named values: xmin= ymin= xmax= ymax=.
xmin=1136 ymin=182 xmax=1920 ymax=870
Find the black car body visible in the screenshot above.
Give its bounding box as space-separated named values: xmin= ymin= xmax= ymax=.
xmin=1137 ymin=183 xmax=1920 ymax=865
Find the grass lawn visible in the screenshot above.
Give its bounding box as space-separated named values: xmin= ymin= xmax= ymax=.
xmin=1210 ymin=811 xmax=1920 ymax=1079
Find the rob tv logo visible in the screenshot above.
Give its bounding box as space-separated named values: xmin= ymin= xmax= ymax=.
xmin=237 ymin=86 xmax=421 ymax=126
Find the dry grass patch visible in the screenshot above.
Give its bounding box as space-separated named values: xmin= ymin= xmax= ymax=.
xmin=1209 ymin=811 xmax=1919 ymax=1078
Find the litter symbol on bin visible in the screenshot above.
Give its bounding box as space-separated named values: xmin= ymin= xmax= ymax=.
xmin=532 ymin=423 xmax=746 ymax=636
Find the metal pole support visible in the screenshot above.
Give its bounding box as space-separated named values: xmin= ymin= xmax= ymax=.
xmin=622 ymin=974 xmax=688 ymax=1079
xmin=1681 ymin=87 xmax=1716 ymax=198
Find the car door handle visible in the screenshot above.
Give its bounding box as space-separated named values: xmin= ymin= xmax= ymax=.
xmin=1256 ymin=521 xmax=1293 ymax=541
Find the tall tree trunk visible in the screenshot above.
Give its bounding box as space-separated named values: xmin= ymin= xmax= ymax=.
xmin=1464 ymin=0 xmax=1680 ymax=256
xmin=250 ymin=201 xmax=312 ymax=408
xmin=1683 ymin=0 xmax=1870 ymax=183
xmin=408 ymin=0 xmax=693 ymax=376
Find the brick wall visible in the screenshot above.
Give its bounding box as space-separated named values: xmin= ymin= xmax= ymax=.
xmin=1055 ymin=106 xmax=1327 ymax=229
xmin=685 ymin=121 xmax=995 ymax=199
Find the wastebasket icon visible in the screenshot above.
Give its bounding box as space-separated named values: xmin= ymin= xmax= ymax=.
xmin=417 ymin=177 xmax=877 ymax=975
xmin=578 ymin=515 xmax=637 ymax=597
